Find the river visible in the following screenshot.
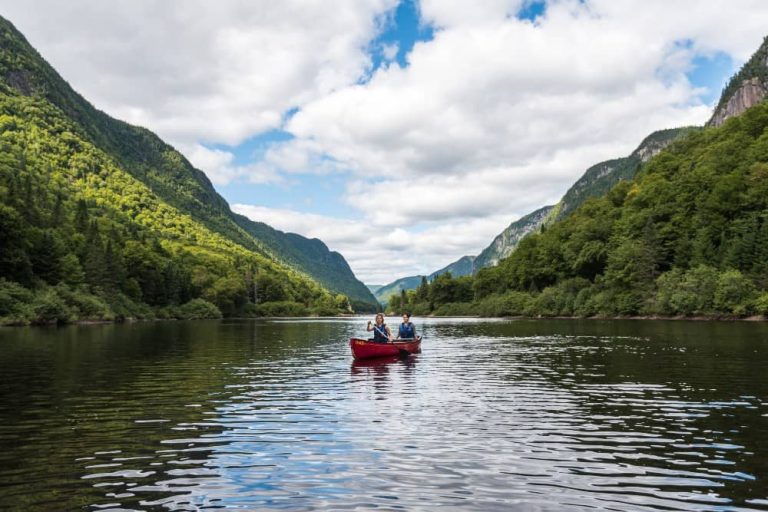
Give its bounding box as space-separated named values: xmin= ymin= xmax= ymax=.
xmin=0 ymin=317 xmax=766 ymax=511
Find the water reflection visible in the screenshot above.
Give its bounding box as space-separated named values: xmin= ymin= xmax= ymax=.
xmin=0 ymin=318 xmax=766 ymax=510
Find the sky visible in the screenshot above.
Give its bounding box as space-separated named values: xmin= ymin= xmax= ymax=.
xmin=2 ymin=0 xmax=768 ymax=284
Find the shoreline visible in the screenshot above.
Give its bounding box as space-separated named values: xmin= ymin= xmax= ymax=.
xmin=3 ymin=313 xmax=766 ymax=329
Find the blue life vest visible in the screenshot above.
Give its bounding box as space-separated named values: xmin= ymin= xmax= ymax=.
xmin=398 ymin=322 xmax=415 ymax=339
xmin=372 ymin=323 xmax=389 ymax=342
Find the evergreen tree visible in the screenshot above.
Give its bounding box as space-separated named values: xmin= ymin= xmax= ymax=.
xmin=415 ymin=276 xmax=429 ymax=302
xmin=29 ymin=228 xmax=65 ymax=284
xmin=83 ymin=221 xmax=108 ymax=288
xmin=74 ymin=199 xmax=89 ymax=233
xmin=51 ymin=192 xmax=64 ymax=227
xmin=0 ymin=204 xmax=32 ymax=285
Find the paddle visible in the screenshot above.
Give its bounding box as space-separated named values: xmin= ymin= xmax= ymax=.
xmin=392 ymin=340 xmax=411 ymax=357
xmin=392 ymin=335 xmax=421 ymax=357
xmin=369 ymin=321 xmax=389 ymax=339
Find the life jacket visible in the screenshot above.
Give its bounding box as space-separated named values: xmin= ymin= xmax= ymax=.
xmin=399 ymin=322 xmax=415 ymax=339
xmin=372 ymin=323 xmax=388 ymax=342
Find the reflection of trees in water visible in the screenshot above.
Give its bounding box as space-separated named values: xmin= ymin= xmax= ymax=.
xmin=0 ymin=319 xmax=357 ymax=510
xmin=476 ymin=318 xmax=768 ymax=507
xmin=0 ymin=321 xmax=243 ymax=509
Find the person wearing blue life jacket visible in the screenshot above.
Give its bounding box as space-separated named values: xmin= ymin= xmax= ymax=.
xmin=367 ymin=313 xmax=392 ymax=343
xmin=398 ymin=312 xmax=416 ymax=340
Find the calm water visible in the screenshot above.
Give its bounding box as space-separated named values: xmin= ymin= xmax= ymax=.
xmin=0 ymin=318 xmax=767 ymax=511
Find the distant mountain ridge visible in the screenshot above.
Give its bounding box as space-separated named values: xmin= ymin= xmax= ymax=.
xmin=0 ymin=15 xmax=377 ymax=311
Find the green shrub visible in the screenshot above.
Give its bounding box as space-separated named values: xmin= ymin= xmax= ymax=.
xmin=653 ymin=266 xmax=718 ymax=315
xmin=475 ymin=291 xmax=534 ymax=317
xmin=0 ymin=279 xmax=34 ymax=318
xmin=410 ymin=301 xmax=432 ymax=316
xmin=574 ymin=287 xmax=617 ymax=316
xmin=54 ymin=284 xmax=114 ymax=321
xmin=106 ymin=292 xmax=154 ymax=320
xmin=753 ymin=292 xmax=768 ymax=315
xmin=155 ymin=305 xmax=180 ymax=319
xmin=534 ymin=278 xmax=591 ymax=316
xmin=177 ymin=298 xmax=222 ymax=319
xmin=310 ymin=305 xmax=339 ymax=316
xmin=431 ymin=302 xmax=476 ymax=316
xmin=714 ymin=270 xmax=757 ymax=315
xmin=31 ymin=289 xmax=73 ymax=324
xmin=573 ymin=287 xmax=597 ymax=316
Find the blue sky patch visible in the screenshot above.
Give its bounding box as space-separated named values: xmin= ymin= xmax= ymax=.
xmin=687 ymin=51 xmax=736 ymax=105
xmin=517 ymin=1 xmax=547 ymax=22
xmin=368 ymin=0 xmax=434 ymax=73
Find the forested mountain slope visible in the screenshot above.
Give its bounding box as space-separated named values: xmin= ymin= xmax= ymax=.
xmin=474 ymin=205 xmax=555 ymax=270
xmin=0 ymin=15 xmax=374 ymax=324
xmin=0 ymin=15 xmax=377 ymax=312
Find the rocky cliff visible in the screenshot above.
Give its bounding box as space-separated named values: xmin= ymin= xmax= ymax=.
xmin=708 ymin=36 xmax=768 ymax=127
xmin=708 ymin=77 xmax=766 ymax=127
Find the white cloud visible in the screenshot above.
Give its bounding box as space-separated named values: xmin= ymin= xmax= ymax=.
xmin=5 ymin=0 xmax=768 ymax=284
xmin=420 ymin=0 xmax=524 ymax=29
xmin=285 ymin=0 xmax=741 ymax=191
xmin=0 ymin=0 xmax=397 ymax=146
xmin=381 ymin=42 xmax=399 ymax=61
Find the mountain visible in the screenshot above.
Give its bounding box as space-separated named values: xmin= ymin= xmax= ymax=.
xmin=375 ymin=257 xmax=475 ymax=306
xmin=708 ymin=36 xmax=768 ymax=127
xmin=397 ymin=34 xmax=768 ymax=318
xmin=367 ymin=284 xmax=384 ymax=294
xmin=373 ymin=276 xmax=424 ymax=306
xmin=0 ymin=15 xmax=376 ymax=323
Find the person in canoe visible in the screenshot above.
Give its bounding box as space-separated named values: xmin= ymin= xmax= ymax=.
xmin=367 ymin=313 xmax=392 ymax=343
xmin=397 ymin=312 xmax=416 ymax=340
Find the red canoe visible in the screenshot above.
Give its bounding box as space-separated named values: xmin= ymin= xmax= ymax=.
xmin=349 ymin=336 xmax=422 ymax=360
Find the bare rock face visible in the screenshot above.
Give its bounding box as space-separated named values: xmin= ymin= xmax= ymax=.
xmin=708 ymin=77 xmax=767 ymax=127
xmin=634 ymin=137 xmax=675 ymax=162
xmin=4 ymin=70 xmax=33 ymax=95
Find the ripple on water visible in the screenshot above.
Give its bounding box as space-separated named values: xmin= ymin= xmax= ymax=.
xmin=0 ymin=318 xmax=767 ymax=510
